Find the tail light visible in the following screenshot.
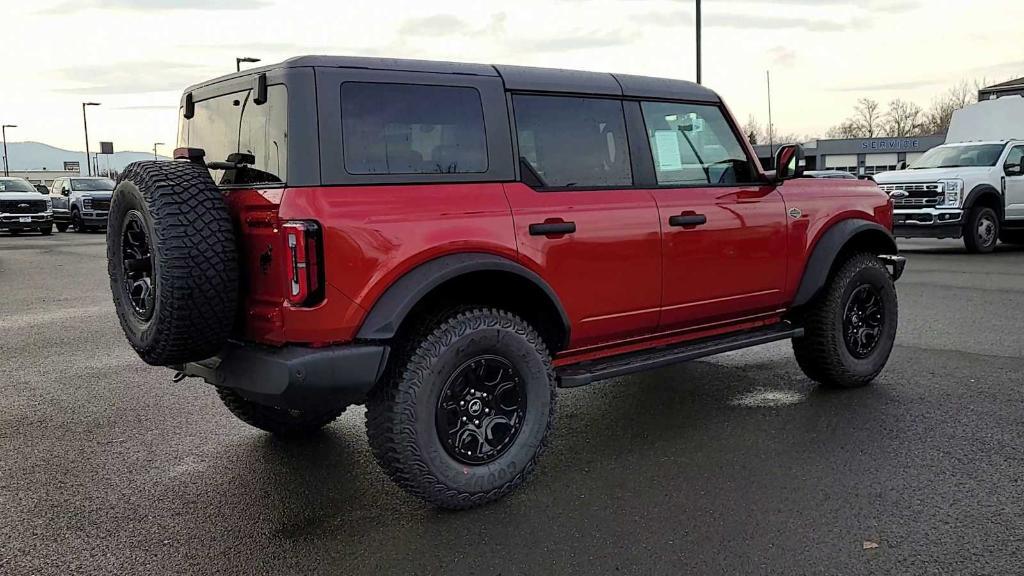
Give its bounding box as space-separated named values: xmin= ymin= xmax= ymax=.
xmin=281 ymin=220 xmax=325 ymax=307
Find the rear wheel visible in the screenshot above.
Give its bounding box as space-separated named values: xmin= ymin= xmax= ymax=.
xmin=793 ymin=253 xmax=898 ymax=388
xmin=964 ymin=206 xmax=999 ymax=253
xmin=366 ymin=308 xmax=556 ymax=509
xmin=216 ymin=387 xmax=346 ymax=437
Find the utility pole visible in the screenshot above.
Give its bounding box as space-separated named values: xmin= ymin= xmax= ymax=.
xmin=1 ymin=124 xmax=15 ymax=177
xmin=766 ymin=71 xmax=774 ymax=167
xmin=82 ymin=102 xmax=100 ymax=176
xmin=153 ymin=142 xmax=164 ymax=161
xmin=695 ymin=0 xmax=702 ymax=84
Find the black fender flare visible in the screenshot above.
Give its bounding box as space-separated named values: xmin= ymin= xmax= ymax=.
xmin=792 ymin=219 xmax=898 ymax=307
xmin=355 ymin=252 xmax=571 ymax=347
xmin=962 ymin=184 xmax=1003 ymax=217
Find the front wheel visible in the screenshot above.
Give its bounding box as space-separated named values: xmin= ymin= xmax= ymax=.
xmin=72 ymin=210 xmax=88 ymax=233
xmin=964 ymin=206 xmax=999 ymax=253
xmin=56 ymin=222 xmax=69 ymax=233
xmin=366 ymin=308 xmax=556 ymax=509
xmin=40 ymin=224 xmax=53 ymax=235
xmin=793 ymin=253 xmax=898 ymax=388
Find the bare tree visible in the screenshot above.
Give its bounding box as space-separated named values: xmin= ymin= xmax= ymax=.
xmin=743 ymin=115 xmax=763 ymax=145
xmin=827 ymin=98 xmax=883 ymax=139
xmin=827 ymin=120 xmax=862 ymax=139
xmin=924 ymin=80 xmax=983 ymax=135
xmin=886 ymin=99 xmax=925 ymax=137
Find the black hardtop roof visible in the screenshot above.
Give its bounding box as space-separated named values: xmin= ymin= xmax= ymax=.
xmin=185 ymin=55 xmax=720 ymax=103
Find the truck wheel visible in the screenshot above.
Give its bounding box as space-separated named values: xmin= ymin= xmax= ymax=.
xmin=72 ymin=210 xmax=89 ymax=233
xmin=793 ymin=253 xmax=898 ymax=388
xmin=366 ymin=308 xmax=556 ymax=509
xmin=964 ymin=206 xmax=999 ymax=253
xmin=106 ymin=161 xmax=238 ymax=366
xmin=216 ymin=387 xmax=346 ymax=437
xmin=40 ymin=224 xmax=53 ymax=236
xmin=56 ymin=222 xmax=69 ymax=233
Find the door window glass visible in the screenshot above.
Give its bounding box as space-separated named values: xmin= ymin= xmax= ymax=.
xmin=640 ymin=102 xmax=754 ymax=185
xmin=513 ymin=94 xmax=632 ymax=188
xmin=1004 ymin=146 xmax=1024 ymax=175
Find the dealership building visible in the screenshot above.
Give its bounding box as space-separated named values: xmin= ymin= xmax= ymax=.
xmin=754 ymin=134 xmax=946 ymax=176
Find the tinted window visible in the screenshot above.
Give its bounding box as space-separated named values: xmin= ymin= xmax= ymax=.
xmin=341 ymin=83 xmax=487 ymax=175
xmin=513 ymin=95 xmax=631 ymax=188
xmin=640 ymin=102 xmax=753 ymax=185
xmin=185 ymin=85 xmax=288 ymax=185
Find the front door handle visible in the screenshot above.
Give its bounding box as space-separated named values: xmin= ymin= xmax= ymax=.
xmin=668 ymin=213 xmax=707 ymax=228
xmin=529 ymin=220 xmax=576 ymax=236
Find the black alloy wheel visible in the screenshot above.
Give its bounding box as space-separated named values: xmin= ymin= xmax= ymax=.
xmin=435 ymin=355 xmax=527 ymax=465
xmin=120 ymin=210 xmax=155 ymax=321
xmin=842 ymin=284 xmax=885 ymax=359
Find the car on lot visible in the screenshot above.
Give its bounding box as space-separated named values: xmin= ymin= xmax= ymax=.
xmin=106 ymin=56 xmax=905 ymax=510
xmin=0 ymin=176 xmax=53 ymax=235
xmin=49 ymin=176 xmax=114 ymax=232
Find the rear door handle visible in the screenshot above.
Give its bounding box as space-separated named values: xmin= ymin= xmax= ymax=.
xmin=529 ymin=221 xmax=576 ymax=236
xmin=668 ymin=213 xmax=707 ymax=228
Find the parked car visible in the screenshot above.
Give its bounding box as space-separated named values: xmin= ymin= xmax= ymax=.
xmin=874 ymin=97 xmax=1024 ymax=252
xmin=106 ymin=56 xmax=905 ymax=510
xmin=805 ymin=170 xmax=858 ymax=179
xmin=49 ymin=176 xmax=114 ymax=232
xmin=0 ymin=176 xmax=53 ymax=235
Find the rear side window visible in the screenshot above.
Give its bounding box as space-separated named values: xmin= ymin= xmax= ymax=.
xmin=640 ymin=101 xmax=753 ymax=185
xmin=183 ymin=84 xmax=288 ymax=185
xmin=341 ymin=82 xmax=487 ymax=175
xmin=512 ymin=95 xmax=632 ymax=189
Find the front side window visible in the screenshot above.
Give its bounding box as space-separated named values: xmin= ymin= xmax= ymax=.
xmin=1004 ymin=146 xmax=1024 ymax=174
xmin=341 ymin=82 xmax=487 ymax=175
xmin=185 ymin=85 xmax=288 ymax=185
xmin=640 ymin=101 xmax=753 ymax=185
xmin=513 ymin=94 xmax=632 ymax=188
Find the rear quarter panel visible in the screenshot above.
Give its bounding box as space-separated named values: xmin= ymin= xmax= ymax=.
xmin=277 ymin=183 xmax=517 ymax=344
xmin=779 ymin=178 xmax=893 ymax=303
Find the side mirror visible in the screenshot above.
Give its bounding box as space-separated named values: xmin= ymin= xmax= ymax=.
xmin=61 ymin=189 xmax=70 ymax=197
xmin=1005 ymin=163 xmax=1023 ymax=177
xmin=774 ymin=144 xmax=805 ymax=181
xmin=896 ymin=160 xmax=908 ymax=170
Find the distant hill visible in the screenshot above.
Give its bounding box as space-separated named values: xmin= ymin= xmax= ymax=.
xmin=1 ymin=141 xmax=170 ymax=173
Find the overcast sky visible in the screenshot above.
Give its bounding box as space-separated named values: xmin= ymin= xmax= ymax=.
xmin=3 ymin=0 xmax=1022 ymax=153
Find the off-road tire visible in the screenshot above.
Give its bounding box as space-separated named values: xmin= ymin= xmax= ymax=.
xmin=964 ymin=206 xmax=999 ymax=254
xmin=107 ymin=161 xmax=238 ymax=366
xmin=72 ymin=209 xmax=88 ymax=233
xmin=216 ymin=387 xmax=346 ymax=437
xmin=56 ymin=222 xmax=69 ymax=233
xmin=793 ymin=253 xmax=898 ymax=388
xmin=40 ymin=224 xmax=52 ymax=236
xmin=366 ymin=308 xmax=557 ymax=510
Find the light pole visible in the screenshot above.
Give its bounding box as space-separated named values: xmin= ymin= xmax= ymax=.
xmin=82 ymin=102 xmax=100 ymax=176
xmin=695 ymin=0 xmax=702 ymax=84
xmin=1 ymin=124 xmax=15 ymax=176
xmin=153 ymin=142 xmax=164 ymax=161
xmin=236 ymin=57 xmax=260 ymax=72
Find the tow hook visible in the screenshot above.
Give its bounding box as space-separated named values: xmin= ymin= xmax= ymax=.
xmin=879 ymin=254 xmax=907 ymax=282
xmin=171 ymin=371 xmax=187 ymax=383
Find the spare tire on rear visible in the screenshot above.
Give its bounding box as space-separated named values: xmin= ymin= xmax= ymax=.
xmin=107 ymin=161 xmax=238 ymax=366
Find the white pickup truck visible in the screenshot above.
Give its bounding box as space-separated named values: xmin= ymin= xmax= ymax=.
xmin=874 ymin=96 xmax=1024 ymax=253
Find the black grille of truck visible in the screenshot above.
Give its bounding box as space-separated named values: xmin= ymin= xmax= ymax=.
xmin=0 ymin=199 xmax=47 ymax=214
xmin=92 ymin=199 xmax=111 ymax=211
xmin=879 ymin=183 xmax=942 ymax=207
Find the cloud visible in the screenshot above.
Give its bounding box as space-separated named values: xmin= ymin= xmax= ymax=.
xmin=828 ymin=79 xmax=944 ymax=92
xmin=41 ymin=0 xmax=270 ymax=13
xmin=628 ymin=10 xmax=692 ymax=27
xmin=523 ymin=30 xmax=635 ymax=53
xmin=704 ymin=13 xmax=851 ymax=32
xmin=55 ymin=61 xmax=215 ymax=95
xmin=398 ymin=14 xmax=472 ymax=37
xmin=709 ymin=0 xmax=918 ymax=9
xmin=767 ymin=46 xmax=796 ymax=67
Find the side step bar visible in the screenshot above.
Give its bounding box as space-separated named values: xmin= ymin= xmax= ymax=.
xmin=557 ymin=323 xmax=804 ymax=388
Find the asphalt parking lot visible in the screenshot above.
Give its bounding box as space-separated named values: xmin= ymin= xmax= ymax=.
xmin=2 ymin=231 xmax=1023 ymax=575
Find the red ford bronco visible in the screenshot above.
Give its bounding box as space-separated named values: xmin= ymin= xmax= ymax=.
xmin=107 ymin=56 xmax=905 ymax=509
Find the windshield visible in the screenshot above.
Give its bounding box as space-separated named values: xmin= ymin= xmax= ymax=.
xmin=910 ymin=144 xmax=1005 ymax=169
xmin=71 ymin=178 xmax=115 ymax=191
xmin=0 ymin=178 xmax=38 ymax=193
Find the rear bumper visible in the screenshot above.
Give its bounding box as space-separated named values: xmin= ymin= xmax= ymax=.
xmin=177 ymin=341 xmax=389 ymax=410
